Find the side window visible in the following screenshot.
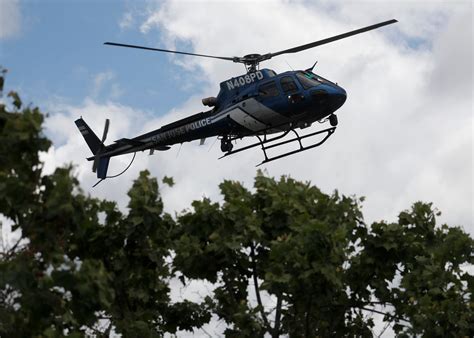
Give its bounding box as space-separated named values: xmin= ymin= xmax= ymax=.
xmin=280 ymin=76 xmax=298 ymax=93
xmin=258 ymin=81 xmax=280 ymax=98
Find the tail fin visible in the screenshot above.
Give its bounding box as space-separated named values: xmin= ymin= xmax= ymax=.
xmin=75 ymin=117 xmax=111 ymax=180
xmin=75 ymin=118 xmax=102 ymax=155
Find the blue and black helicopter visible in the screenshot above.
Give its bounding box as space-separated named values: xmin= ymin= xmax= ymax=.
xmin=76 ymin=19 xmax=397 ymax=184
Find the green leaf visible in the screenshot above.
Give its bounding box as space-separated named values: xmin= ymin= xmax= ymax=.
xmin=7 ymin=90 xmax=21 ymax=109
xmin=162 ymin=175 xmax=175 ymax=187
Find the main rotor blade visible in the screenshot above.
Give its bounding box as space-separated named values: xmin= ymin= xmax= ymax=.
xmin=104 ymin=42 xmax=236 ymax=62
xmin=269 ymin=19 xmax=397 ymax=58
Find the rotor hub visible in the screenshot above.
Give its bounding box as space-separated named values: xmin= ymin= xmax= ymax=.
xmin=242 ymin=53 xmax=262 ymax=61
xmin=236 ymin=53 xmax=272 ymax=72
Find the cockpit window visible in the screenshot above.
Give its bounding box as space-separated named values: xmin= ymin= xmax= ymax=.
xmin=305 ymin=71 xmax=337 ymax=85
xmin=296 ymin=72 xmax=321 ymax=89
xmin=258 ymin=81 xmax=280 ymax=97
xmin=280 ymin=76 xmax=298 ymax=93
xmin=266 ymin=70 xmax=277 ymax=77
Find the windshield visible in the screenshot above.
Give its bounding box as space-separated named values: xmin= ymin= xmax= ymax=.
xmin=304 ymin=71 xmax=336 ymax=85
xmin=296 ymin=72 xmax=322 ymax=89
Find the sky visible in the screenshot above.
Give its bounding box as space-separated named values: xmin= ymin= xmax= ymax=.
xmin=1 ymin=0 xmax=473 ymax=336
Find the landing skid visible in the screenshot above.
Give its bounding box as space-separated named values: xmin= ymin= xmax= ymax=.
xmin=219 ymin=126 xmax=336 ymax=166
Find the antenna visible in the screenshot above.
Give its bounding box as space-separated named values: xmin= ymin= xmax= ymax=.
xmin=285 ymin=60 xmax=294 ymax=71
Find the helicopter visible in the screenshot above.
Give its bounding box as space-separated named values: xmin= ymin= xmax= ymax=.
xmin=76 ymin=19 xmax=397 ymax=185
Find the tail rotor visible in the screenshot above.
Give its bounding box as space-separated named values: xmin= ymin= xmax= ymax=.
xmin=92 ymin=119 xmax=110 ymax=173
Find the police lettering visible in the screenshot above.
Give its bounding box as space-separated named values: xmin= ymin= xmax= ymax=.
xmin=226 ymin=71 xmax=264 ymax=90
xmin=152 ymin=118 xmax=212 ymax=144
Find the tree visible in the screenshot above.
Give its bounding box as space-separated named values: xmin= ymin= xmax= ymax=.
xmin=173 ymin=175 xmax=473 ymax=337
xmin=0 ymin=69 xmax=209 ymax=336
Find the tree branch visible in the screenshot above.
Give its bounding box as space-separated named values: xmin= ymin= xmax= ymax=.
xmin=272 ymin=294 xmax=282 ymax=338
xmin=250 ymin=243 xmax=271 ymax=332
xmin=359 ymin=306 xmax=410 ymax=323
xmin=1 ymin=236 xmax=25 ymax=259
xmin=377 ymin=321 xmax=392 ymax=338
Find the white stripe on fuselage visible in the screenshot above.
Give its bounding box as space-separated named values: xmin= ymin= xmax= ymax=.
xmin=225 ymin=107 xmax=266 ymax=131
xmin=211 ymin=98 xmax=288 ymax=131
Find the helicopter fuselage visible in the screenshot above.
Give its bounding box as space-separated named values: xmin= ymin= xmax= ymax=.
xmin=95 ymin=68 xmax=346 ymax=160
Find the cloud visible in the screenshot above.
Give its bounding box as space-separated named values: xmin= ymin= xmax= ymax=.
xmin=90 ymin=71 xmax=123 ymax=100
xmin=427 ymin=9 xmax=472 ymax=99
xmin=0 ymin=0 xmax=21 ymax=39
xmin=0 ymin=215 xmax=16 ymax=253
xmin=119 ymin=12 xmax=134 ymax=30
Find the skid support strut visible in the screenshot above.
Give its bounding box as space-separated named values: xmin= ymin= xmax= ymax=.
xmin=219 ymin=126 xmax=336 ymax=165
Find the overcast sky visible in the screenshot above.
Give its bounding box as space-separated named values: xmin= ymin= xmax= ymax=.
xmin=1 ymin=0 xmax=473 ymax=336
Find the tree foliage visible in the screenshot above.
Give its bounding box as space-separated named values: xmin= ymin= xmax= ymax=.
xmin=0 ymin=68 xmax=472 ymax=336
xmin=0 ymin=69 xmax=210 ymax=336
xmin=174 ymin=176 xmax=473 ymax=337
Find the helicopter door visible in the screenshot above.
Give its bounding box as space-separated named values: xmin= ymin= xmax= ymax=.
xmin=280 ymin=76 xmax=305 ymax=116
xmin=256 ymin=80 xmax=289 ymax=121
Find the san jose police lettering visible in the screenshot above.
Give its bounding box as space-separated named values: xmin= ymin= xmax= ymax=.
xmin=226 ymin=71 xmax=264 ymax=90
xmin=151 ymin=117 xmax=212 ymax=144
